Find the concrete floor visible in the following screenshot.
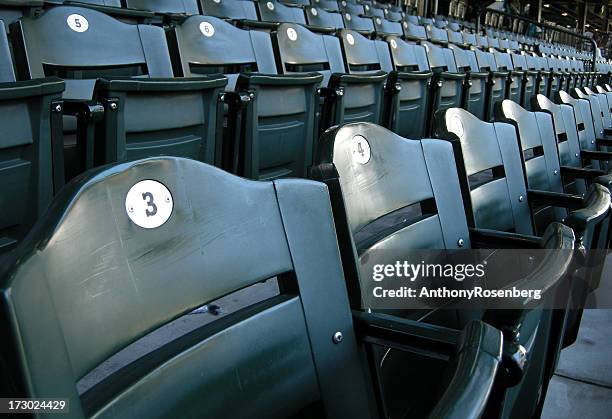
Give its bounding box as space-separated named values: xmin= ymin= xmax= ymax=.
xmin=541 ymin=258 xmax=612 ymax=419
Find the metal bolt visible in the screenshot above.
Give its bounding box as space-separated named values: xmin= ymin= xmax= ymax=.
xmin=519 ymin=195 xmax=524 ymax=202
xmin=437 ymin=80 xmax=443 ymax=87
xmin=332 ymin=331 xmax=343 ymax=344
xmin=219 ymin=93 xmax=226 ymax=102
xmin=592 ymin=140 xmax=595 ymax=144
xmin=553 ymin=169 xmax=558 ymax=175
xmin=457 ymin=238 xmax=465 ymax=247
xmin=110 ymin=102 xmax=118 ymax=110
xmin=249 ymin=92 xmax=255 ymax=99
xmin=575 ymin=153 xmax=580 ymax=157
xmin=54 ymin=104 xmax=62 ymax=113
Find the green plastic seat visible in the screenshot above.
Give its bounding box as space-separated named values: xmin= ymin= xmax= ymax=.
xmin=0 ymin=156 xmax=505 ymax=419
xmin=342 ymin=11 xmax=374 ymax=35
xmin=371 ymin=15 xmax=402 ymax=37
xmin=0 ymin=20 xmax=65 ymax=253
xmin=11 ymin=6 xmax=227 ymax=179
xmin=422 ymin=41 xmax=466 ymax=128
xmin=304 ymin=5 xmax=344 ymax=31
xmin=496 ymin=100 xmax=611 ymax=239
xmin=274 ymin=23 xmax=387 ymax=131
xmin=574 ymin=86 xmax=612 ymax=136
xmin=199 ymin=0 xmax=259 ymax=20
xmin=338 ymin=0 xmax=364 ymax=15
xmin=492 ymin=49 xmax=523 ymax=104
xmin=511 ymin=53 xmax=537 ymax=108
xmin=448 ymin=44 xmax=488 ymax=121
xmin=384 ymin=35 xmax=433 ymax=138
xmin=362 ymin=3 xmax=384 ymax=18
xmin=311 ymin=122 xmax=576 ymax=418
xmin=426 ymin=24 xmax=449 ymax=45
xmin=474 ymin=48 xmax=508 ymax=121
xmin=168 ymin=16 xmax=321 ymax=180
xmin=402 ymin=20 xmax=427 ymax=41
xmin=255 ymin=0 xmax=306 ymax=25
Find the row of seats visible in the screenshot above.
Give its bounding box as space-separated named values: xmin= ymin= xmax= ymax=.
xmin=3 ymin=83 xmax=611 ymax=414
xmin=1 ymin=113 xmax=605 ymax=417
xmin=0 ymin=3 xmax=609 ymax=254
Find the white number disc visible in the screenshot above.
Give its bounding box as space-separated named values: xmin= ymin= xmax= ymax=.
xmin=347 ymin=33 xmax=355 ymax=45
xmin=67 ymin=14 xmax=89 ymax=33
xmin=403 ymin=21 xmax=408 ymax=28
xmin=311 ymin=8 xmax=318 ymax=16
xmin=125 ymin=180 xmax=173 ymax=229
xmin=266 ymin=1 xmax=275 ymax=10
xmin=351 ymin=135 xmax=371 ymax=164
xmin=376 ymin=18 xmax=382 ymax=24
xmin=345 ymin=13 xmax=352 ymax=21
xmin=390 ymin=39 xmax=397 ymax=49
xmin=200 ymin=21 xmax=215 ymax=37
xmin=287 ymin=27 xmax=298 ymax=41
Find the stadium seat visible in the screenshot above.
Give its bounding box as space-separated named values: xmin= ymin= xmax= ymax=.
xmin=168 ymin=16 xmax=321 ymax=180
xmin=304 ymin=5 xmax=344 ymax=31
xmin=576 ymin=86 xmax=612 ymax=133
xmin=199 ymin=0 xmax=259 ymax=21
xmin=384 ymin=35 xmax=432 ymax=139
xmin=275 ymin=24 xmax=387 ymax=130
xmin=372 ymin=16 xmax=403 ymax=37
xmin=492 ymin=49 xmax=523 ymax=104
xmin=0 ymin=20 xmax=65 ymax=253
xmin=10 ymin=6 xmax=227 ymax=179
xmin=472 ymin=47 xmax=506 ymax=121
xmin=311 ymin=121 xmax=576 ymax=418
xmin=496 ymin=100 xmax=611 ymax=238
xmin=511 ymin=53 xmax=536 ymax=108
xmin=0 ymin=155 xmax=505 ymax=419
xmin=342 ymin=11 xmax=374 ymax=35
xmin=402 ymin=20 xmax=427 ymax=41
xmin=255 ymin=0 xmax=306 ymax=25
xmin=447 ymin=44 xmax=488 ymax=121
xmin=422 ymin=41 xmax=466 ymax=130
xmin=311 ymin=0 xmax=340 ymax=12
xmin=339 ymin=0 xmax=364 ymax=15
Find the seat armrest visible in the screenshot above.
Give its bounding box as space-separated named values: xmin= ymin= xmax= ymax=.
xmin=581 ymin=150 xmax=612 ymax=161
xmin=95 ymin=76 xmax=228 ymax=92
xmin=527 ymin=189 xmax=584 ymax=211
xmin=438 ymin=71 xmax=467 ymax=81
xmin=561 ymin=165 xmax=607 ymax=181
xmin=563 ymin=184 xmax=611 ymax=240
xmin=393 ymin=71 xmax=434 ymax=81
xmin=427 ymin=321 xmax=502 ymax=419
xmin=239 ymin=72 xmax=324 ymax=87
xmin=596 ymin=138 xmax=612 ymax=148
xmin=330 ymin=71 xmax=388 ymax=85
xmin=0 ymin=77 xmax=65 ymax=100
xmin=469 ymin=228 xmax=541 ymax=249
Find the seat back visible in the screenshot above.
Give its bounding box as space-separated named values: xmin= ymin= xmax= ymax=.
xmin=12 ymin=6 xmax=226 ymax=171
xmin=339 ymin=0 xmax=364 ymax=15
xmin=583 ymin=86 xmax=612 ymax=130
xmin=168 ymin=15 xmax=276 ymax=87
xmin=124 ymin=0 xmax=200 ymax=13
xmin=12 ymin=6 xmax=173 ymax=100
xmin=426 ymin=25 xmax=449 ymax=44
xmin=256 ymin=0 xmax=306 ymax=24
xmin=0 ymin=157 xmax=373 ymax=418
xmin=386 ymin=36 xmax=432 ymax=138
xmin=558 ymin=90 xmax=601 ymax=156
xmin=275 ymin=22 xmax=345 ymax=87
xmin=372 ymin=16 xmax=402 ymax=36
xmin=402 ymin=21 xmax=427 ymax=40
xmin=446 ymin=29 xmax=463 ymax=45
xmin=423 ymin=41 xmax=464 ymax=118
xmin=534 ymin=94 xmax=587 ymax=194
xmin=199 ymin=0 xmax=259 ymax=20
xmin=512 ymin=53 xmax=535 ymax=107
xmin=312 ymin=0 xmax=340 ymax=11
xmin=342 ymin=12 xmax=374 ymax=34
xmin=311 ymin=123 xmax=470 ymax=305
xmin=0 ymin=21 xmax=65 ymax=252
xmin=434 ymin=107 xmax=534 ymax=234
xmin=305 ymin=5 xmax=344 ymax=30
xmin=448 ymin=44 xmax=487 ymax=120
xmin=170 ymin=18 xmax=319 ymax=180
xmin=496 ymin=100 xmax=567 ymax=231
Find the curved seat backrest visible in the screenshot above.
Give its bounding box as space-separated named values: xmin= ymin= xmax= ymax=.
xmin=305 ymin=5 xmax=344 ymax=29
xmin=200 ymin=0 xmax=259 ymax=20
xmin=12 ymin=6 xmax=174 ymax=100
xmin=312 ymin=123 xmax=470 ymax=303
xmin=558 ymin=90 xmax=600 ymax=154
xmin=0 ymin=20 xmax=14 ymax=82
xmin=275 ymin=23 xmax=345 ymax=87
xmin=402 ymin=21 xmax=427 ymax=40
xmin=312 ymin=0 xmax=340 ymax=12
xmin=256 ymin=0 xmax=307 ymax=24
xmin=168 ymin=16 xmax=276 ymax=88
xmin=583 ymin=86 xmax=612 ymax=130
xmin=338 ymin=29 xmax=393 ymax=74
xmin=342 ymin=12 xmax=375 ymax=34
xmin=0 ymin=157 xmax=372 ymax=418
xmin=434 ymin=108 xmax=534 ymax=234
xmin=496 ymin=100 xmax=567 ymax=228
xmin=372 ymin=16 xmax=402 ymax=36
